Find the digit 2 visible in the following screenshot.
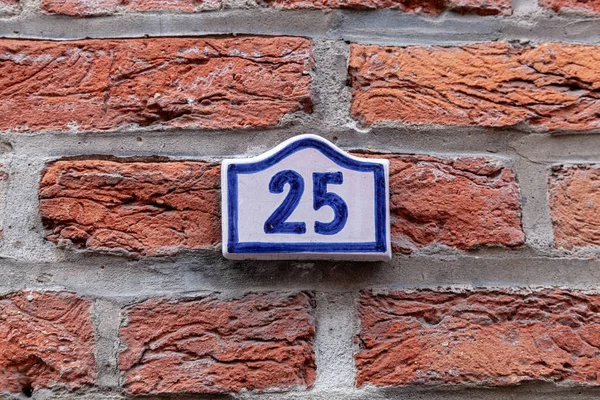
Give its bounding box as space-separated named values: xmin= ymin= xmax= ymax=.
xmin=264 ymin=170 xmax=348 ymax=235
xmin=264 ymin=170 xmax=307 ymax=234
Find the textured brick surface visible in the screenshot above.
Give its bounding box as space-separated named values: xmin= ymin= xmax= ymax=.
xmin=356 ymin=289 xmax=600 ymax=387
xmin=0 ymin=37 xmax=312 ymax=132
xmin=0 ymin=292 xmax=96 ymax=394
xmin=381 ymin=154 xmax=523 ymax=251
xmin=549 ymin=165 xmax=600 ymax=249
xmin=41 ymin=0 xmax=219 ymax=16
xmin=39 ymin=158 xmax=220 ymax=256
xmin=540 ymin=0 xmax=600 ymax=15
xmin=40 ymin=155 xmax=522 ymax=255
xmin=262 ymin=0 xmax=509 ymax=15
xmin=119 ymin=293 xmax=316 ymax=394
xmin=350 ymin=42 xmax=600 ymax=130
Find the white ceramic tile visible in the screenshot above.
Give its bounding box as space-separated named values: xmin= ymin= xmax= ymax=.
xmin=221 ymin=134 xmax=391 ymax=261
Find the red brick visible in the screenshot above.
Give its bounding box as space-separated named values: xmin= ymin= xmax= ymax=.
xmin=350 ymin=42 xmax=600 ymax=131
xmin=549 ymin=165 xmax=600 ymax=249
xmin=379 ymin=154 xmax=523 ymax=251
xmin=0 ymin=37 xmax=312 ymax=132
xmin=39 ymin=158 xmax=220 ymax=257
xmin=0 ymin=292 xmax=96 ymax=393
xmin=540 ymin=0 xmax=600 ymax=15
xmin=356 ymin=289 xmax=600 ymax=387
xmin=39 ymin=154 xmax=522 ymax=255
xmin=119 ymin=292 xmax=316 ymax=394
xmin=262 ymin=0 xmax=509 ymax=15
xmin=41 ymin=0 xmax=219 ymax=16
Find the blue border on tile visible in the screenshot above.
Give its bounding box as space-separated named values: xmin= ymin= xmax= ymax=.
xmin=227 ymin=137 xmax=386 ymax=254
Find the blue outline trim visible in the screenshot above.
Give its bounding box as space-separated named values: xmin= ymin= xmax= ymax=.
xmin=227 ymin=138 xmax=387 ymax=254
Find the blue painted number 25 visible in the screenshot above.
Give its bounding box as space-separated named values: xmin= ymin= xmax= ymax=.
xmin=264 ymin=170 xmax=348 ymax=235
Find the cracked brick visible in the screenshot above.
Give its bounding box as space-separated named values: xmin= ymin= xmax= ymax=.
xmin=540 ymin=0 xmax=600 ymax=15
xmin=363 ymin=153 xmax=523 ymax=252
xmin=549 ymin=164 xmax=600 ymax=250
xmin=119 ymin=292 xmax=316 ymax=394
xmin=261 ymin=0 xmax=510 ymax=15
xmin=39 ymin=154 xmax=523 ymax=255
xmin=349 ymin=42 xmax=600 ymax=131
xmin=42 ymin=0 xmax=220 ymax=15
xmin=0 ymin=292 xmax=96 ymax=394
xmin=0 ymin=37 xmax=313 ymax=132
xmin=356 ymin=289 xmax=600 ymax=387
xmin=39 ymin=157 xmax=221 ymax=256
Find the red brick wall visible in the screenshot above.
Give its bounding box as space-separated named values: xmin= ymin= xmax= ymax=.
xmin=2 ymin=0 xmax=600 ymax=397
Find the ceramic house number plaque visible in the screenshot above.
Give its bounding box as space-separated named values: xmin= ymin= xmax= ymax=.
xmin=221 ymin=134 xmax=391 ymax=261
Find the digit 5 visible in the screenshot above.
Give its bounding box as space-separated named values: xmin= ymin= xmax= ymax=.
xmin=313 ymin=172 xmax=348 ymax=235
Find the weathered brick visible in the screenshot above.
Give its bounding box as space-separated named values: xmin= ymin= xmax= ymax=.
xmin=350 ymin=42 xmax=600 ymax=130
xmin=262 ymin=0 xmax=510 ymax=15
xmin=41 ymin=0 xmax=219 ymax=16
xmin=380 ymin=154 xmax=523 ymax=251
xmin=39 ymin=154 xmax=522 ymax=255
xmin=356 ymin=289 xmax=600 ymax=387
xmin=540 ymin=0 xmax=600 ymax=15
xmin=0 ymin=37 xmax=312 ymax=132
xmin=0 ymin=292 xmax=96 ymax=394
xmin=39 ymin=158 xmax=220 ymax=257
xmin=119 ymin=292 xmax=316 ymax=394
xmin=549 ymin=165 xmax=600 ymax=249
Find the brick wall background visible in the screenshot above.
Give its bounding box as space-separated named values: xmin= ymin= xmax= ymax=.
xmin=3 ymin=0 xmax=600 ymax=398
